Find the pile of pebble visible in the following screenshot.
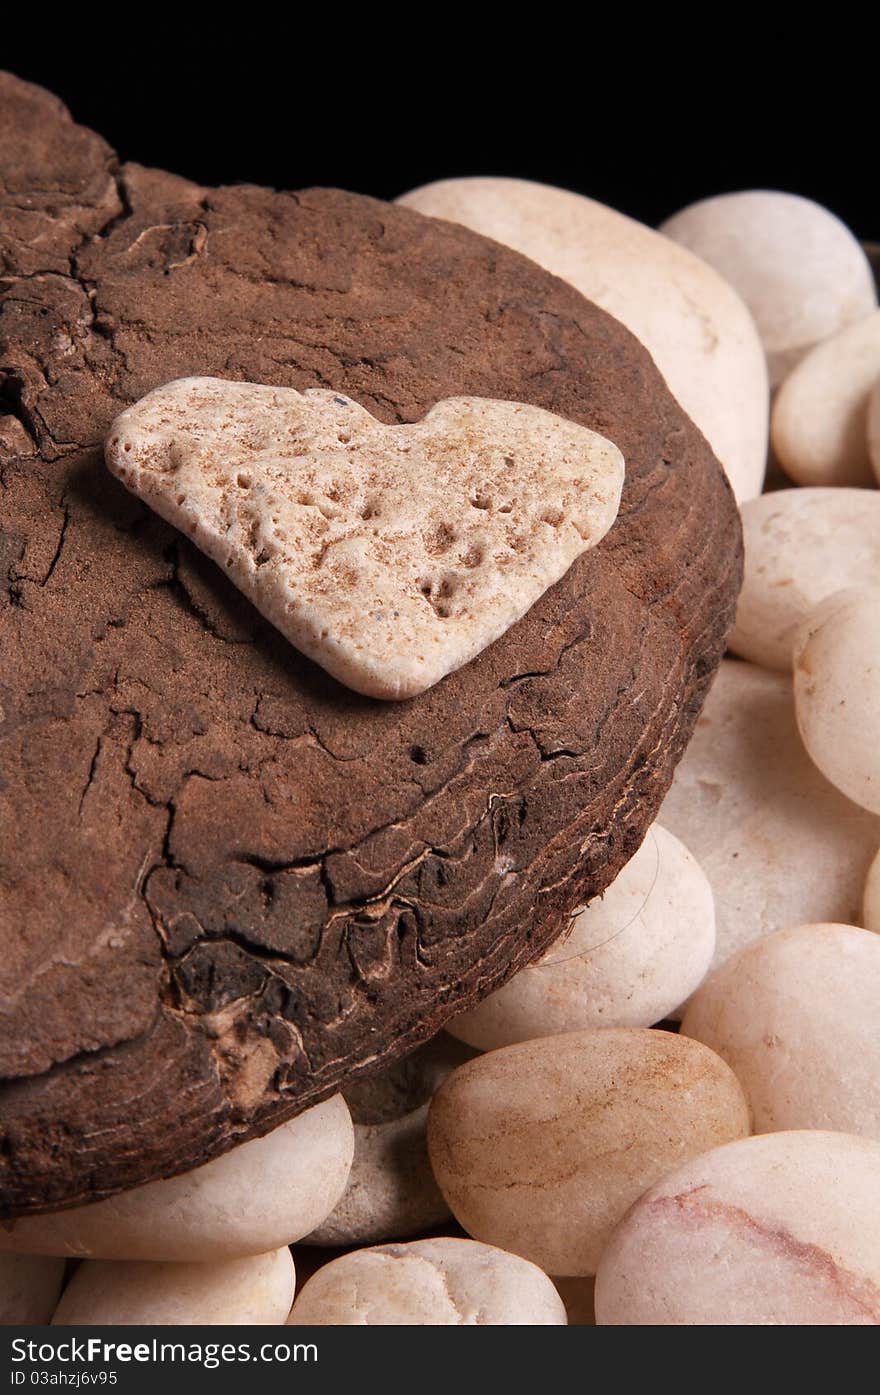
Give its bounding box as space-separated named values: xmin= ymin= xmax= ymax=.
xmin=3 ymin=187 xmax=880 ymax=1328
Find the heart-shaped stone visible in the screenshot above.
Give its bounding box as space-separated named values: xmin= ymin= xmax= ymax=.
xmin=0 ymin=74 xmax=741 ymax=1215
xmin=107 ymin=380 xmax=624 ymax=699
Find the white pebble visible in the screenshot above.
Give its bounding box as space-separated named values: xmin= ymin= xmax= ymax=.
xmin=660 ymin=190 xmax=877 ymax=386
xmin=52 ymin=1249 xmax=295 ymax=1326
xmin=398 ymin=177 xmax=769 ymax=502
xmin=793 ymin=588 xmax=880 ymax=814
xmin=0 ymin=1096 xmax=354 ymax=1262
xmin=682 ymin=923 xmax=880 ymax=1137
xmin=427 ymin=1028 xmax=749 ymax=1276
xmin=771 ymin=310 xmax=880 ymax=485
xmin=287 ymin=1238 xmax=566 ymax=1325
xmin=596 ymin=1132 xmax=880 ymax=1324
xmin=0 ymin=1255 xmax=65 ymax=1325
xmin=446 ymin=825 xmax=714 ymax=1048
xmin=731 ymin=488 xmax=880 ymax=671
xmin=303 ymin=1109 xmax=443 ymax=1247
xmin=305 ymin=1036 xmax=473 ymax=1246
xmin=661 ymin=659 xmax=880 ymax=966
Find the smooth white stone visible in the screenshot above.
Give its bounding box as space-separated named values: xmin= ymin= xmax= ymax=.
xmin=793 ymin=588 xmax=880 ymax=814
xmin=0 ymin=1096 xmax=354 ymax=1261
xmin=303 ymin=1108 xmax=442 ymax=1247
xmin=287 ymin=1238 xmax=566 ymax=1325
xmin=660 ymin=190 xmax=877 ymax=386
xmin=682 ymin=923 xmax=880 ymax=1138
xmin=52 ymin=1249 xmax=295 ymax=1326
xmin=730 ymin=488 xmax=880 ymax=671
xmin=305 ymin=1035 xmax=474 ymax=1246
xmin=398 ymin=177 xmax=769 ymax=502
xmin=446 ymin=824 xmax=714 ymax=1048
xmin=595 ymin=1132 xmax=880 ymax=1325
xmin=427 ymin=1028 xmax=749 ymax=1276
xmin=660 ymin=660 xmax=880 ymax=967
xmin=771 ymin=310 xmax=880 ymax=485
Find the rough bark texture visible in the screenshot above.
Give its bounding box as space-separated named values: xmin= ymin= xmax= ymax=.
xmin=0 ymin=74 xmax=742 ymax=1215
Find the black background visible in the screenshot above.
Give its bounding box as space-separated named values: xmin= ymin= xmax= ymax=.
xmin=2 ymin=27 xmax=876 ymax=236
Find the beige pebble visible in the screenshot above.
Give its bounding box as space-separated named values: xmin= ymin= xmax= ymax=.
xmin=446 ymin=825 xmax=714 ymax=1049
xmin=427 ymin=1028 xmax=749 ymax=1277
xmin=0 ymin=1096 xmax=353 ymax=1262
xmin=305 ymin=1035 xmax=474 ymax=1246
xmin=682 ymin=923 xmax=880 ymax=1137
xmin=305 ymin=1107 xmax=441 ymax=1246
xmin=793 ymin=588 xmax=880 ymax=814
xmin=869 ymin=378 xmax=880 ymax=481
xmin=287 ymin=1237 xmax=566 ymax=1325
xmin=730 ymin=488 xmax=880 ymax=671
xmin=52 ymin=1249 xmax=295 ymax=1326
xmin=660 ymin=190 xmax=877 ymax=387
xmin=771 ymin=311 xmax=880 ymax=485
xmin=398 ymin=177 xmax=768 ymax=502
xmin=864 ymin=847 xmax=880 ymax=930
xmin=660 ymin=659 xmax=880 ymax=967
xmin=106 ymin=378 xmax=624 ymax=700
xmin=0 ymin=1255 xmax=65 ymax=1324
xmin=595 ymin=1131 xmax=880 ymax=1325
xmin=554 ymin=1276 xmax=596 ymax=1326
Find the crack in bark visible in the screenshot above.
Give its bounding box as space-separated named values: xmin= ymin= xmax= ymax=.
xmin=77 ymin=735 xmax=103 ymax=816
xmin=40 ymin=501 xmax=70 ymax=587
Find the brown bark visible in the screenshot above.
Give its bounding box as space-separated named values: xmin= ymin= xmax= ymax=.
xmin=0 ymin=74 xmax=741 ymax=1213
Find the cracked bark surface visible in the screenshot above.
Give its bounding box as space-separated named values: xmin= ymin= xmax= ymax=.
xmin=0 ymin=74 xmax=742 ymax=1214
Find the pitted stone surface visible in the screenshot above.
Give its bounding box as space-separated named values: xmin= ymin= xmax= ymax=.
xmin=106 ymin=379 xmax=624 ymax=699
